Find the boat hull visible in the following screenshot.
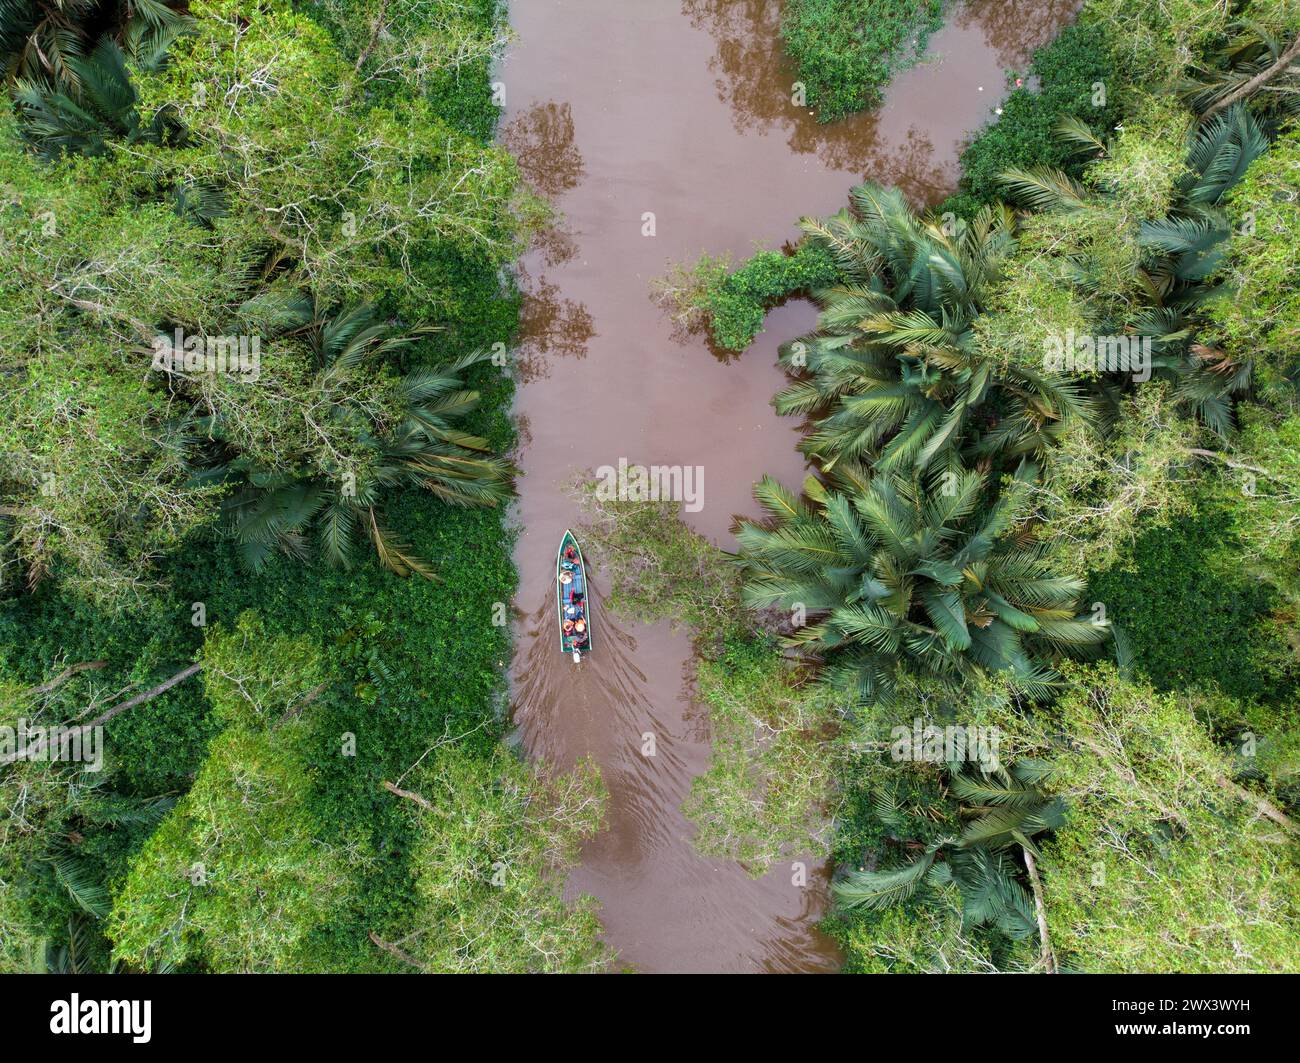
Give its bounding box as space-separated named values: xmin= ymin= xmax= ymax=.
xmin=556 ymin=530 xmax=592 ymax=658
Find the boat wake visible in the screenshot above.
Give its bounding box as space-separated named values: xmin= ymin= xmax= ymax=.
xmin=509 ymin=574 xmax=839 ymax=972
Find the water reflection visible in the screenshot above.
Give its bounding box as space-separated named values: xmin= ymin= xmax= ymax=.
xmin=532 ymin=223 xmax=579 ymax=269
xmin=680 ymin=0 xmax=949 ymax=195
xmin=680 ymin=1 xmax=840 ymax=142
xmin=682 ymin=0 xmax=1081 ymax=201
xmin=956 ymin=0 xmax=1083 ymax=69
xmin=502 ymin=100 xmax=586 ymax=198
xmin=515 ymin=266 xmax=596 ymax=382
xmin=504 ymin=100 xmax=594 ymax=381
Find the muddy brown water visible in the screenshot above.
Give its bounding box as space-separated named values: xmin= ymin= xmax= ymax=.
xmin=502 ymin=0 xmax=1080 ymax=973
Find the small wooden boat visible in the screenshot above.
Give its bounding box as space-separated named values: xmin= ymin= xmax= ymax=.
xmin=556 ymin=529 xmax=591 ymax=662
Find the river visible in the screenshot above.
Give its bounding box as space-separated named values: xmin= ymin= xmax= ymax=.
xmin=502 ymin=0 xmax=1079 ymax=973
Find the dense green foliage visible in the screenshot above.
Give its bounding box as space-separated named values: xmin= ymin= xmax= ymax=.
xmin=1017 ymin=665 xmax=1300 ymax=972
xmin=1205 ymin=125 xmax=1300 ymax=397
xmin=111 ymin=613 xmax=609 ymax=972
xmin=945 ymin=21 xmax=1120 ymax=214
xmin=780 ymin=0 xmax=943 ymax=122
xmin=109 ymin=615 xmax=359 ymax=971
xmin=1 ymin=0 xmax=610 ymax=974
xmin=393 ymin=748 xmax=609 ymax=973
xmin=834 ymin=760 xmax=1062 ymax=942
xmin=0 ymin=0 xmax=191 ymax=93
xmin=217 ymin=300 xmax=515 ymax=579
xmin=574 ymin=486 xmax=844 ymax=873
xmin=1089 ymin=498 xmax=1296 ymax=701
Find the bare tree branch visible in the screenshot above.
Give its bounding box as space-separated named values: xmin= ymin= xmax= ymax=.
xmin=1022 ymin=844 xmax=1057 ymax=974
xmin=1217 ymin=776 xmax=1299 ymax=835
xmin=382 ymin=779 xmax=435 ymax=811
xmin=368 ymin=930 xmax=421 ymax=969
xmin=354 ymin=0 xmax=392 ymax=73
xmin=25 ymin=660 xmax=107 ymax=697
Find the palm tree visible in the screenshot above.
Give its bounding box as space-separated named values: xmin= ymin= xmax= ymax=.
xmin=11 ymin=37 xmax=182 ymax=158
xmin=1 ymin=0 xmax=190 ymax=90
xmin=834 ymin=759 xmax=1064 ymax=949
xmin=17 ymin=792 xmax=175 ymax=973
xmin=735 ymin=462 xmax=1110 ymax=705
xmin=1137 ymin=105 xmax=1270 ymax=431
xmin=775 ymin=183 xmax=1090 ymax=475
xmin=1000 ymin=104 xmax=1272 ymax=433
xmin=221 ymin=299 xmax=515 ymax=579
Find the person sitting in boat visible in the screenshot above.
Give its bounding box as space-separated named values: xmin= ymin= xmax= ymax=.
xmin=572 ymin=628 xmax=589 ymax=650
xmin=559 ymin=570 xmax=573 ymax=586
xmin=563 ymin=618 xmax=575 ymax=637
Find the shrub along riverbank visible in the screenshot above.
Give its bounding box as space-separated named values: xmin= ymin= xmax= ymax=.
xmin=0 ymin=0 xmax=609 ymax=973
xmin=639 ymin=0 xmax=1300 ymax=972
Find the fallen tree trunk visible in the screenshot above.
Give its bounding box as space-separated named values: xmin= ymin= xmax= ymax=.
xmin=2 ymin=661 xmax=203 ymax=767
xmin=77 ymin=662 xmax=203 ymax=734
xmin=1217 ymin=776 xmax=1299 ymax=835
xmin=368 ymin=931 xmax=421 ymax=969
xmin=1022 ymin=844 xmax=1058 ymax=974
xmin=25 ymin=660 xmax=107 ymax=697
xmin=1201 ymin=35 xmax=1300 ymax=121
